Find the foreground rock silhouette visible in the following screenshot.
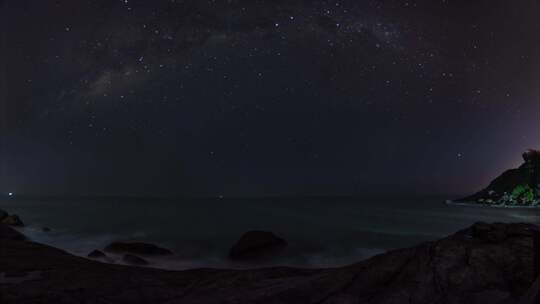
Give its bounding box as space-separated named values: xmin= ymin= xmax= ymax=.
xmin=0 ymin=222 xmax=535 ymax=303
xmin=0 ymin=224 xmax=26 ymax=241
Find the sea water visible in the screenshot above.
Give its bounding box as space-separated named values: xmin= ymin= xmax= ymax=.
xmin=1 ymin=196 xmax=540 ymax=270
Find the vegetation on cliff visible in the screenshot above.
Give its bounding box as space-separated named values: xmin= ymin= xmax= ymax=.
xmin=458 ymin=150 xmax=540 ymax=207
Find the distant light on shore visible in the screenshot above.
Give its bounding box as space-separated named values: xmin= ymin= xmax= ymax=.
xmin=8 ymin=192 xmax=13 ymax=197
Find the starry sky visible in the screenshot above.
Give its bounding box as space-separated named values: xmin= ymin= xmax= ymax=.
xmin=1 ymin=0 xmax=540 ymax=197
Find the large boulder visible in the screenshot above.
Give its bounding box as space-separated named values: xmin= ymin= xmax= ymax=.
xmin=104 ymin=242 xmax=173 ymax=256
xmin=122 ymin=254 xmax=148 ymax=265
xmin=523 ymin=149 xmax=540 ymax=166
xmin=229 ymin=231 xmax=288 ymax=261
xmin=2 ymin=214 xmax=24 ymax=227
xmin=0 ymin=209 xmax=8 ymax=221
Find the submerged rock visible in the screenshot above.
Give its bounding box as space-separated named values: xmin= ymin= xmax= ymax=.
xmin=105 ymin=242 xmax=173 ymax=256
xmin=42 ymin=227 xmax=51 ymax=232
xmin=229 ymin=231 xmax=288 ymax=260
xmin=2 ymin=214 xmax=24 ymax=227
xmin=122 ymin=254 xmax=148 ymax=265
xmin=88 ymin=250 xmax=107 ymax=259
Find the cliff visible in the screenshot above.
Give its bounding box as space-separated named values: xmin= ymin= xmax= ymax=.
xmin=458 ymin=150 xmax=540 ymax=207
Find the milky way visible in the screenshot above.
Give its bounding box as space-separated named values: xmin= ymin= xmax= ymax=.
xmin=2 ymin=0 xmax=540 ymax=196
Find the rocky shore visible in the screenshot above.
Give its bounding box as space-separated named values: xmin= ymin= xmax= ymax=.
xmin=0 ymin=221 xmax=537 ymax=303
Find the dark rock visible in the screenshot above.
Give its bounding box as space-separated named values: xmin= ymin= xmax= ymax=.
xmin=88 ymin=250 xmax=106 ymax=258
xmin=523 ymin=149 xmax=540 ymax=163
xmin=42 ymin=227 xmax=51 ymax=232
xmin=0 ymin=224 xmax=26 ymax=241
xmin=2 ymin=214 xmax=24 ymax=227
xmin=0 ymin=209 xmax=8 ymax=221
xmin=471 ymin=222 xmax=508 ymax=242
xmin=104 ymin=242 xmax=173 ymax=256
xmin=122 ymin=254 xmax=148 ymax=265
xmin=0 ymin=222 xmax=537 ymax=303
xmin=229 ymin=231 xmax=287 ymax=260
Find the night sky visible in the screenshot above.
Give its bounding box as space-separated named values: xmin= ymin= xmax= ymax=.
xmin=2 ymin=0 xmax=540 ymax=197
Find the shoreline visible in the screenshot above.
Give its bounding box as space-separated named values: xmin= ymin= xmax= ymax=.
xmin=4 ymin=198 xmax=540 ymax=272
xmin=445 ymin=199 xmax=540 ymax=210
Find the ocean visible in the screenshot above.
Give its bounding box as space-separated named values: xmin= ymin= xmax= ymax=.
xmin=2 ymin=195 xmax=540 ymax=270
